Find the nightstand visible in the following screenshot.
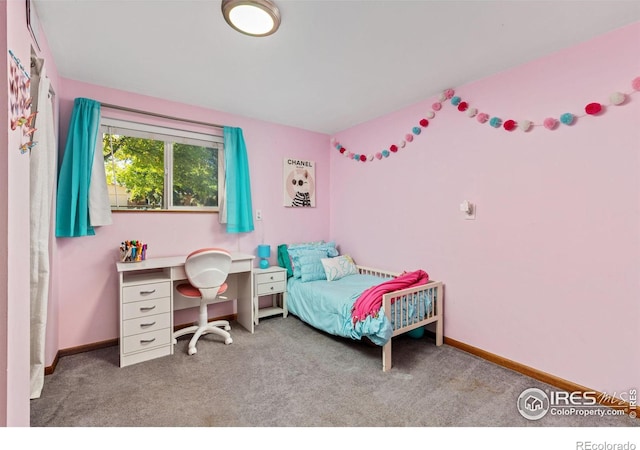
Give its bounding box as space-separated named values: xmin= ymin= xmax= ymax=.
xmin=253 ymin=266 xmax=288 ymax=325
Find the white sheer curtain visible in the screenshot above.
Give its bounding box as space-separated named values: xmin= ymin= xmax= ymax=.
xmin=30 ymin=69 xmax=57 ymax=399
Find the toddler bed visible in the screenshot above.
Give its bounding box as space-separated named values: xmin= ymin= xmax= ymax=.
xmin=278 ymin=242 xmax=443 ymax=371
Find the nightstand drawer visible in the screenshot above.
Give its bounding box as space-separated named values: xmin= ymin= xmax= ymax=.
xmin=123 ymin=312 xmax=171 ymax=337
xmin=255 ymin=270 xmax=286 ymax=284
xmin=123 ymin=297 xmax=171 ymax=320
xmin=256 ymin=280 xmax=286 ymax=296
xmin=122 ymin=282 xmax=171 ymax=303
xmin=122 ymin=328 xmax=171 ymax=354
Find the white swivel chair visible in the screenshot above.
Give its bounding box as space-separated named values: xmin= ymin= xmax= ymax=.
xmin=173 ymin=248 xmax=233 ymax=355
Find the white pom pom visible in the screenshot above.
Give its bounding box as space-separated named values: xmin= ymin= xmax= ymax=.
xmin=467 ymin=108 xmax=477 ymax=118
xmin=610 ymin=92 xmax=626 ymax=105
xmin=439 ymin=92 xmax=447 ymax=102
xmin=521 ymin=120 xmax=532 ymax=132
xmin=426 ymin=111 xmax=435 ymax=119
xmin=368 ymin=154 xmax=374 ymax=161
xmin=400 ymin=140 xmax=406 ymax=148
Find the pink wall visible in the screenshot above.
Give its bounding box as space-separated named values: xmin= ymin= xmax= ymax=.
xmin=330 ymin=22 xmax=640 ymax=395
xmin=0 ymin=0 xmax=9 ymax=427
xmin=55 ymin=79 xmax=330 ymax=350
xmin=2 ymin=0 xmax=61 ymax=426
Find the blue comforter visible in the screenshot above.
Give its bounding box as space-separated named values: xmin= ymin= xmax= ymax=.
xmin=286 ymin=274 xmax=393 ymax=345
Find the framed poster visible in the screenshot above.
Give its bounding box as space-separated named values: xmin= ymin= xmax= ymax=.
xmin=283 ymin=158 xmax=315 ymax=207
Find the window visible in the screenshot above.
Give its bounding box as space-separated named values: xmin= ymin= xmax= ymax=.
xmin=101 ymin=118 xmax=224 ymax=211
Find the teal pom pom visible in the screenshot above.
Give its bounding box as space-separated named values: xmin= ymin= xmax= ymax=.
xmin=451 ymin=96 xmax=461 ymax=106
xmin=412 ymin=126 xmax=421 ymax=135
xmin=382 ymin=150 xmax=390 ymax=157
xmin=489 ymin=117 xmax=502 ymax=128
xmin=560 ymin=113 xmax=575 ymax=125
xmin=336 ymin=144 xmax=342 ymax=150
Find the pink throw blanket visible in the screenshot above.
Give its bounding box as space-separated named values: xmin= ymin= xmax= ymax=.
xmin=351 ymin=270 xmax=429 ymax=323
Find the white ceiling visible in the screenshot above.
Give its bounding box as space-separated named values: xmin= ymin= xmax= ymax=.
xmin=32 ymin=0 xmax=640 ymax=134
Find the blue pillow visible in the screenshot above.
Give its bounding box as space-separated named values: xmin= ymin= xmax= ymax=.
xmin=288 ymin=241 xmax=339 ymax=279
xmin=292 ymin=248 xmax=331 ymax=282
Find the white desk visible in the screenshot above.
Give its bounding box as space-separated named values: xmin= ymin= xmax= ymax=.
xmin=116 ymin=252 xmax=255 ymax=367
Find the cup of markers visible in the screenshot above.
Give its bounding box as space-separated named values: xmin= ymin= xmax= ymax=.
xmin=120 ymin=240 xmax=147 ymax=262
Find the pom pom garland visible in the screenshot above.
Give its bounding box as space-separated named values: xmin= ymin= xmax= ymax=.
xmin=610 ymin=92 xmax=626 ymax=105
xmin=560 ymin=113 xmax=575 ymax=125
xmin=503 ymin=119 xmax=517 ymax=131
xmin=585 ymin=102 xmax=602 ymax=115
xmin=330 ymin=75 xmax=639 ymax=163
xmin=543 ymin=117 xmax=558 ymax=130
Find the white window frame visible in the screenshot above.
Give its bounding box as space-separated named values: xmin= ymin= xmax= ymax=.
xmin=101 ymin=117 xmax=225 ymax=212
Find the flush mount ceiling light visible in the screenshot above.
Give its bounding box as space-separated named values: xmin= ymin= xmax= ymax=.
xmin=221 ymin=0 xmax=281 ymax=37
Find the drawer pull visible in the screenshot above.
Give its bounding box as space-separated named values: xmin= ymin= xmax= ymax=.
xmin=140 ymin=321 xmax=156 ymax=328
xmin=270 ymin=276 xmax=274 ymax=280
xmin=140 ymin=305 xmax=156 ymax=312
xmin=140 ymin=338 xmax=156 ymax=344
xmin=139 ymin=289 xmax=156 ymax=295
xmin=270 ymin=286 xmax=274 ymax=290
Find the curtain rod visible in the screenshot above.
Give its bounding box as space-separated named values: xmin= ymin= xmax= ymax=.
xmin=100 ymin=102 xmax=225 ymax=130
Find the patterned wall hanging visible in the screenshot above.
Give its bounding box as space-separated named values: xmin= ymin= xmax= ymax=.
xmin=332 ymin=76 xmax=640 ymax=163
xmin=8 ymin=50 xmax=37 ymax=154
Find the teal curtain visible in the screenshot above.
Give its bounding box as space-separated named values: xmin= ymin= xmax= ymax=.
xmin=223 ymin=126 xmax=254 ymax=233
xmin=55 ymin=98 xmax=101 ymax=237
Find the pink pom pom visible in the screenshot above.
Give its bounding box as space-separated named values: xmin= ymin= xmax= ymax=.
xmin=444 ymin=89 xmax=455 ymax=99
xmin=632 ymin=77 xmax=640 ymax=91
xmin=375 ymin=152 xmax=382 ymax=160
xmin=543 ymin=118 xmax=558 ymax=130
xmin=405 ymin=134 xmax=413 ymax=142
xmin=477 ymin=113 xmax=489 ymax=123
xmin=432 ymin=102 xmax=442 ymax=111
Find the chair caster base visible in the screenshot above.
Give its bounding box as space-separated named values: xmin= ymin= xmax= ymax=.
xmin=225 ymin=337 xmax=233 ymax=345
xmin=188 ymin=347 xmax=197 ymax=355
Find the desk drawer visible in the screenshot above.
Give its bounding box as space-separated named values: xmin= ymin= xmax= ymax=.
xmin=256 ymin=280 xmax=286 ymax=296
xmin=122 ymin=328 xmax=171 ymax=354
xmin=123 ymin=297 xmax=170 ymax=320
xmin=122 ymin=282 xmax=171 ymax=303
xmin=123 ymin=312 xmax=171 ymax=337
